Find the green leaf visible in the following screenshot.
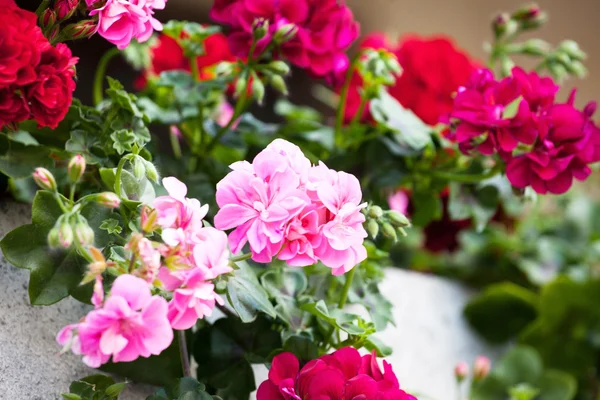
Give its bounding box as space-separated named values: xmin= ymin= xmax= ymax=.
xmin=508 ymin=383 xmax=540 ymax=400
xmin=260 ymin=268 xmax=308 ymax=299
xmin=105 ymin=382 xmax=127 ymax=398
xmin=122 ymin=39 xmax=152 ymax=71
xmin=502 ymin=96 xmax=523 ymax=120
xmin=100 ymin=218 xmax=122 ymax=235
xmin=0 ymin=141 xmax=53 ymax=179
xmin=110 ymin=129 xmax=137 ymax=155
xmin=0 ymin=191 xmax=111 ymax=305
xmin=282 ymin=334 xmax=319 ymax=364
xmin=226 ymin=262 xmax=277 ymax=322
xmin=65 ymin=130 xmax=105 ymax=165
xmin=7 ymin=130 xmax=39 ymax=146
xmin=465 ymin=282 xmax=538 ymax=343
xmin=494 ymin=345 xmax=543 ymax=387
xmin=471 ymin=374 xmax=508 ymax=400
xmin=370 ymin=90 xmax=432 ymax=151
xmin=410 ymin=192 xmax=442 ymax=227
xmin=301 ymin=300 xmax=367 ymax=335
xmin=193 ymin=316 xmax=282 ymax=400
xmin=538 ymin=370 xmax=577 ymax=400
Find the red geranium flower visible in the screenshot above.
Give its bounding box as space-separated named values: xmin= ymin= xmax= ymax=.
xmin=345 ymin=34 xmax=477 ymax=126
xmin=257 ymin=348 xmax=416 ymax=400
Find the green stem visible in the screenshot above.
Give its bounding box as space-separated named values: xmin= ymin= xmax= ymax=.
xmin=350 ymin=97 xmax=367 ymax=127
xmin=170 ymin=128 xmax=182 ymax=159
xmin=54 ymin=192 xmax=70 ymax=214
xmin=230 ymin=252 xmax=252 ymax=263
xmin=35 ymin=0 xmax=51 ymax=15
xmin=93 ymin=47 xmax=120 ymax=106
xmin=114 ymin=156 xmax=129 ymax=199
xmin=69 ymin=185 xmax=76 ymax=205
xmin=338 ymin=266 xmax=357 ymax=309
xmin=205 ymin=88 xmax=248 ymax=154
xmin=430 ymin=165 xmax=502 ymax=184
xmin=190 ymin=57 xmax=200 ymax=81
xmin=177 ymin=330 xmax=192 ymax=377
xmin=335 ymin=53 xmax=360 ymax=147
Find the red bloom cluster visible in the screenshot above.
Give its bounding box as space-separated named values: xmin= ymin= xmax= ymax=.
xmin=210 ymin=0 xmax=359 ymax=81
xmin=447 ymin=67 xmax=600 ymax=194
xmin=137 ymin=32 xmax=235 ymax=89
xmin=257 ymin=348 xmax=416 ymax=400
xmin=346 ymin=34 xmax=477 ymax=125
xmin=0 ymin=0 xmax=77 ymax=129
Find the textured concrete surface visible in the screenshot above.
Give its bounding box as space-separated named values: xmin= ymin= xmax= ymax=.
xmin=0 ymin=201 xmax=500 ymax=399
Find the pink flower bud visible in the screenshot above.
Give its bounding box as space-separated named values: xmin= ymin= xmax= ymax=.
xmin=169 ymin=125 xmax=182 ymax=138
xmin=273 ymin=22 xmax=297 ymax=44
xmin=33 ymin=168 xmax=57 ymax=191
xmin=474 ymin=356 xmax=491 ymax=380
xmin=54 ymin=0 xmax=79 ymax=20
xmin=74 ymin=219 xmax=95 ymax=246
xmin=252 ymin=17 xmax=269 ymax=40
xmin=58 ymin=222 xmax=74 ymax=248
xmin=454 ymin=361 xmax=469 ymax=382
xmin=97 ymin=192 xmax=120 ymax=208
xmin=68 ymin=154 xmax=86 ymax=183
xmin=40 ymin=8 xmax=57 ymax=29
xmin=64 ymin=19 xmax=97 ymax=40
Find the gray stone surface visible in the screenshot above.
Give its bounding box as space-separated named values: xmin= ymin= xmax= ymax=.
xmin=0 ymin=201 xmax=501 ymax=399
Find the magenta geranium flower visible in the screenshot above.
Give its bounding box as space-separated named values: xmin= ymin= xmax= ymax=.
xmin=209 ymin=0 xmax=359 ymax=80
xmin=57 ymin=274 xmax=173 ymax=368
xmin=257 ymin=347 xmax=417 ymax=400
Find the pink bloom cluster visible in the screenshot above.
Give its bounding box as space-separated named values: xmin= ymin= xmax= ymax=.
xmin=153 ymin=177 xmax=232 ymax=330
xmin=210 ymin=0 xmax=359 ymax=81
xmin=87 ymin=0 xmax=167 ymax=50
xmin=447 ymin=67 xmax=600 ymax=194
xmin=57 ymin=275 xmax=173 ymax=368
xmin=257 ymin=348 xmax=417 ymax=400
xmin=214 ymin=139 xmax=368 ymax=275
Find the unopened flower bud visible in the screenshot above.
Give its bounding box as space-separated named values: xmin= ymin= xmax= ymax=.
xmin=454 ymin=361 xmax=469 ymax=383
xmin=74 ymin=219 xmax=95 ymax=246
xmin=234 ymin=77 xmax=248 ymax=98
xmin=58 ymin=221 xmax=74 ymax=249
xmin=565 ymin=60 xmax=587 ymax=78
xmin=33 ymin=168 xmax=57 ymax=191
xmin=143 ymin=160 xmax=159 ymax=182
xmin=521 ymin=39 xmax=550 ymax=56
xmin=368 ymin=205 xmax=384 ymax=219
xmin=500 ymin=56 xmax=516 ymax=78
xmin=473 ymin=356 xmax=491 ymax=381
xmin=215 ymin=61 xmax=234 ymax=76
xmin=170 ymin=125 xmax=182 ymax=137
xmin=270 ymin=75 xmax=288 ymax=95
xmin=96 ymin=192 xmax=120 ymax=208
xmin=133 ymin=157 xmax=146 ymax=180
xmin=67 ymin=154 xmax=86 ymax=183
xmin=40 ymin=8 xmax=57 ymax=29
xmin=492 ymin=13 xmax=517 ymax=38
xmin=141 ymin=206 xmax=159 ymax=233
xmin=54 ymin=0 xmax=79 ymax=20
xmin=63 ymin=19 xmax=97 ymax=40
xmin=381 ymin=222 xmax=397 ymax=242
xmin=559 ymin=40 xmax=586 ymax=60
xmin=252 ymin=18 xmax=269 ymax=40
xmin=387 ymin=210 xmax=410 ymax=227
xmin=512 ymin=3 xmax=541 ymax=21
xmin=47 ymin=227 xmax=62 ymax=248
xmin=268 ymin=61 xmax=290 ymax=75
xmin=273 ymin=23 xmax=297 ymax=44
xmin=548 ymin=62 xmax=568 ymax=81
xmin=367 ymin=219 xmax=379 ymax=239
xmin=82 ymin=247 xmax=108 ymax=284
xmin=383 ymin=54 xmax=402 ymax=76
xmin=251 ymin=77 xmax=266 ymax=104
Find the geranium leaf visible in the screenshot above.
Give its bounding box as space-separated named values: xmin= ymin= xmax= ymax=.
xmin=226 ymin=261 xmax=277 ymax=322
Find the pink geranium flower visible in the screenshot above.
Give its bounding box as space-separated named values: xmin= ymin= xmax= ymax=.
xmin=88 ymin=0 xmax=167 ymax=50
xmin=57 ymin=274 xmax=173 ymax=368
xmin=154 ymin=177 xmax=209 ymax=233
xmin=257 ymin=348 xmax=417 ymax=400
xmin=214 ymin=148 xmax=310 ymax=262
xmin=158 ymin=267 xmax=224 ymax=330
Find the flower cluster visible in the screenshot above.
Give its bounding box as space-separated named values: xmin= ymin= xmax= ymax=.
xmin=257 ymin=348 xmax=416 ymax=400
xmin=346 ymin=34 xmax=476 ymax=125
xmin=57 ymin=177 xmax=231 ymax=366
xmin=153 ymin=177 xmax=231 ymax=330
xmin=137 ymin=31 xmax=235 ymax=87
xmin=0 ymin=0 xmax=77 ymax=129
xmin=214 ymin=139 xmax=368 ymax=275
xmin=87 ymin=0 xmax=167 ymax=50
xmin=57 ymin=275 xmax=173 ymax=368
xmin=210 ymin=0 xmax=359 ymax=81
xmin=447 ymin=67 xmax=600 ymax=194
